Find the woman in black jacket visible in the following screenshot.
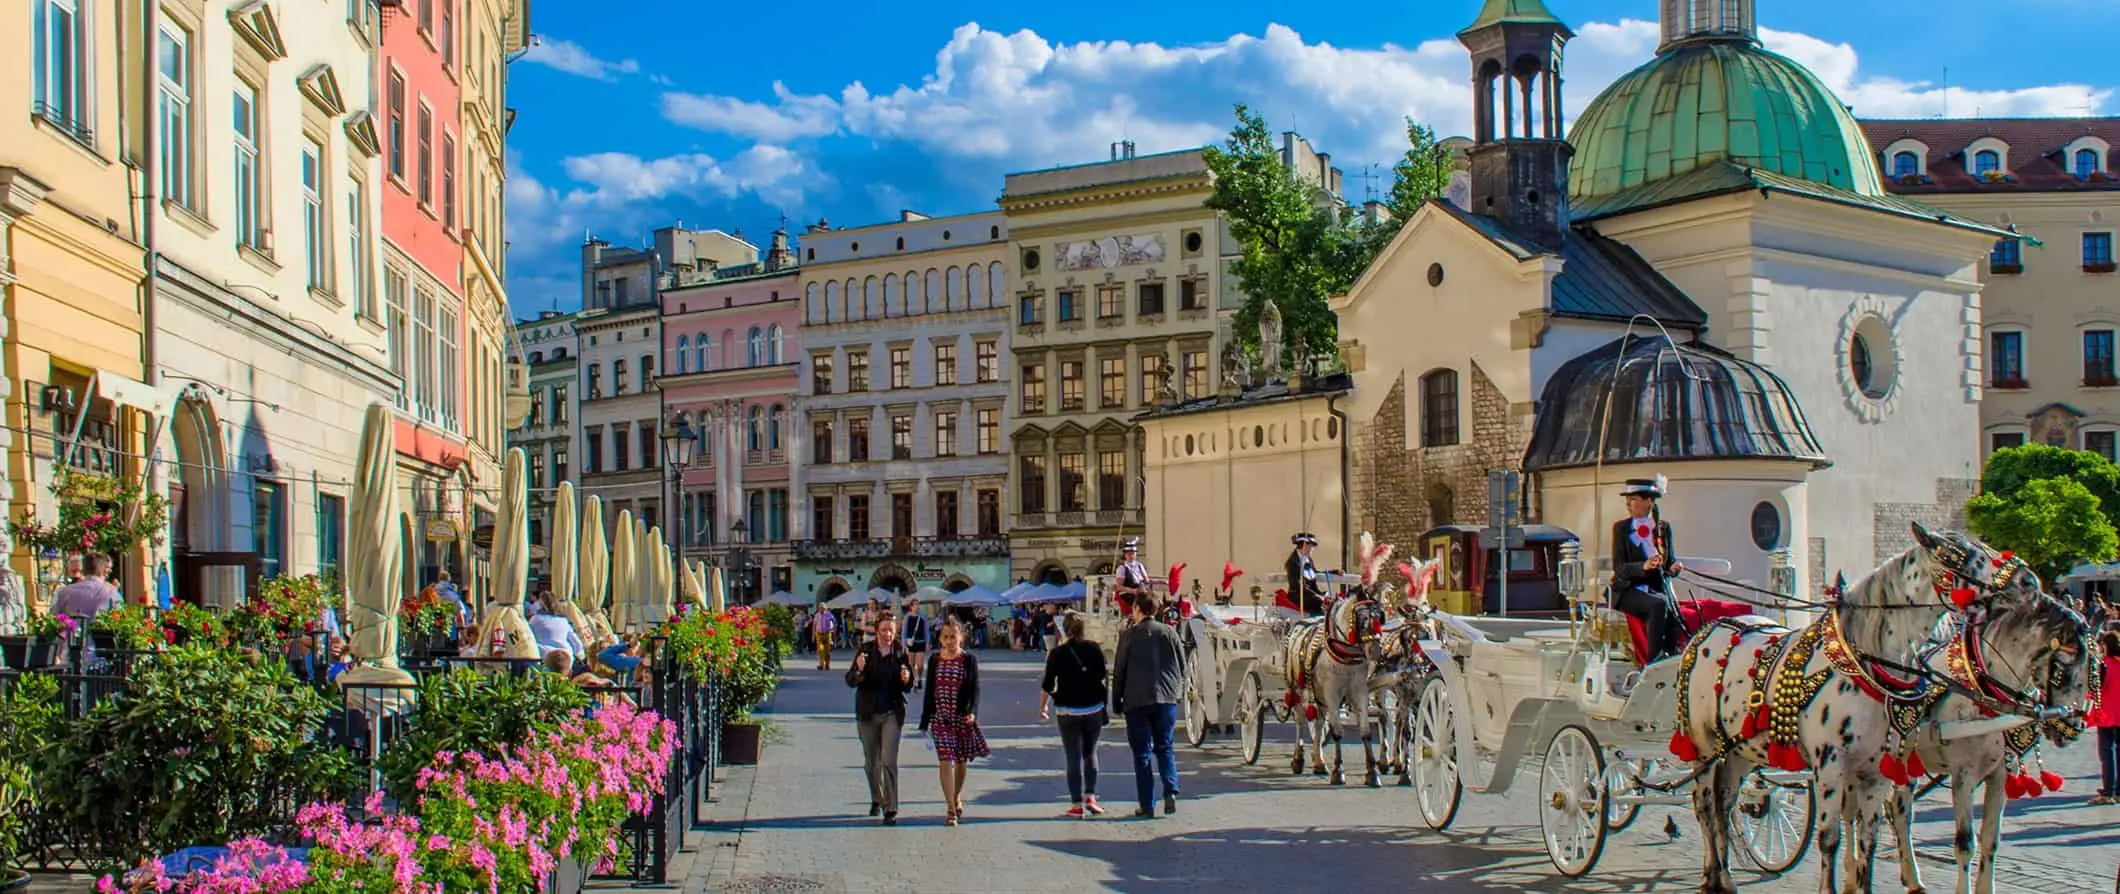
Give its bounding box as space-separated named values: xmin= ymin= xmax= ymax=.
xmin=1039 ymin=612 xmax=1110 ymax=817
xmin=846 ymin=615 xmax=915 ymax=824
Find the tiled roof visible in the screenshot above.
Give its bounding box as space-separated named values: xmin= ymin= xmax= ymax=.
xmin=1569 ymin=160 xmax=2009 ymax=237
xmin=1860 ymin=118 xmax=2120 ymax=194
xmin=1427 ymin=201 xmax=1708 ymax=329
xmin=1132 ymin=372 xmax=1354 ymax=422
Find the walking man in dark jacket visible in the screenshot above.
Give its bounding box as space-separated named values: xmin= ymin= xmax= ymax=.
xmin=1112 ymin=594 xmax=1185 ymax=818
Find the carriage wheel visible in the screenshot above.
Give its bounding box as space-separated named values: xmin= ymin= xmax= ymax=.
xmin=1730 ymin=772 xmax=1815 ymax=876
xmin=1239 ymin=672 xmax=1266 ymax=766
xmin=1603 ymin=759 xmax=1645 ymax=832
xmin=1184 ymin=686 xmax=1209 ymax=748
xmin=1410 ymin=676 xmax=1462 ymax=831
xmin=1538 ymin=725 xmax=1609 ymax=878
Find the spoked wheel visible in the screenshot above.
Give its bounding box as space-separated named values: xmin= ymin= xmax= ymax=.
xmin=1730 ymin=773 xmax=1815 ymax=875
xmin=1239 ymin=672 xmax=1266 ymax=766
xmin=1184 ymin=685 xmax=1209 ymax=748
xmin=1538 ymin=724 xmax=1609 ymax=878
xmin=1410 ymin=675 xmax=1462 ymax=831
xmin=1604 ymin=758 xmax=1645 ymax=832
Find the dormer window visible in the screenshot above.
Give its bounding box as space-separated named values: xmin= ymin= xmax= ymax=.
xmin=2064 ymin=137 xmax=2111 ymax=179
xmin=1973 ymin=150 xmax=2002 ymax=176
xmin=1882 ymin=139 xmax=1929 ymax=182
xmin=1891 ymin=152 xmax=1918 ymax=178
xmin=2078 ymin=149 xmax=2101 ymax=177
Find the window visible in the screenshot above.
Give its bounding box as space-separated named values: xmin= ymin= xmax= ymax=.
xmin=317 ymin=493 xmax=345 ymax=583
xmin=1019 ymin=455 xmax=1047 ymax=514
xmin=33 ymin=0 xmax=93 ymax=141
xmin=976 ymin=342 xmax=999 ymax=382
xmin=2087 ymin=430 xmax=2119 ymax=463
xmin=233 ymin=84 xmax=263 ymax=250
xmin=746 ymin=406 xmax=762 ymax=452
xmin=438 ymin=304 xmax=459 ymax=429
xmin=812 ymin=354 xmax=833 ymax=394
xmin=1891 ymin=151 xmax=1918 ymax=178
xmin=1990 ymin=331 xmax=2025 ymax=387
xmin=1138 ymin=281 xmax=1166 ymax=316
xmin=302 ymin=140 xmax=328 ymax=290
xmin=1181 ymin=351 xmax=1208 ymax=400
xmin=812 ymin=419 xmax=833 ymax=464
xmin=769 ymin=405 xmax=784 ymax=451
xmin=1140 ymin=353 xmax=1164 ymax=405
xmin=1021 ymin=363 xmax=1046 ymax=414
xmin=417 ymin=104 xmax=433 ymax=205
xmin=747 ymin=327 xmax=764 ymax=366
xmin=848 ymin=416 xmax=870 ymax=462
xmin=641 ymin=354 xmax=654 ymax=383
xmin=1991 ymin=239 xmax=2023 ymax=274
xmin=613 ymin=425 xmax=630 ymax=471
xmin=891 ymin=415 xmax=913 ymax=460
xmin=417 ymin=0 xmax=433 ymax=31
xmin=1974 ymin=149 xmax=2001 ymax=176
xmin=768 ymin=325 xmax=783 ymax=364
xmin=2087 ymin=233 xmax=2115 ymax=270
xmin=156 ymin=23 xmax=193 ymax=207
xmin=385 ymin=268 xmax=408 ymax=404
xmin=848 ymin=494 xmax=870 ymax=540
xmin=1061 ymin=360 xmax=1085 ymax=410
xmin=585 ymin=428 xmax=602 ymax=473
xmin=977 ymin=409 xmax=998 ymax=454
xmin=639 ymin=421 xmax=656 ymax=468
xmin=934 ymin=342 xmax=958 ymax=386
xmin=1989 ymin=430 xmax=2025 ymax=455
xmin=553 ymin=447 xmax=569 ymax=483
xmin=1100 ymin=357 xmax=1125 ymax=408
xmin=387 ymin=71 xmax=406 ymax=178
xmin=1097 ymin=284 xmax=1123 ymax=319
xmin=1019 ymin=293 xmax=1040 ymax=326
xmin=1421 ymin=369 xmax=1461 ymax=446
xmin=977 ymin=489 xmax=1001 ymax=537
xmin=2087 ymin=329 xmax=2117 ymax=385
xmin=936 ymin=490 xmax=960 ymax=539
xmin=253 ymin=481 xmax=286 ymax=579
xmin=2080 ymin=148 xmax=2102 ymax=177
xmin=529 ymin=453 xmax=546 ymax=489
xmin=812 ymin=495 xmax=835 ymax=541
xmin=1057 ymin=288 xmax=1081 ymax=322
xmin=349 ymin=179 xmax=371 ymax=316
xmin=439 ymin=0 xmax=453 ymax=67
xmin=613 ymin=358 xmax=629 ymax=393
xmin=585 ymin=364 xmax=602 ymax=399
xmin=1098 ymin=451 xmax=1126 ymax=510
xmin=890 ymin=347 xmax=911 ymax=389
xmin=935 ymin=411 xmax=958 ymax=457
xmin=848 ymin=350 xmax=870 ymax=391
xmin=1180 ymin=278 xmax=1206 ymax=311
xmin=553 ymin=384 xmax=568 ymax=424
xmin=676 ymin=336 xmax=690 ymax=374
xmin=694 ymin=335 xmax=710 ymax=372
xmin=1058 ymin=452 xmax=1086 ymax=512
xmin=441 ymin=133 xmax=457 ymax=229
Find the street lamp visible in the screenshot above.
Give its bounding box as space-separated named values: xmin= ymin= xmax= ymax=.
xmin=728 ymin=518 xmax=753 ymax=606
xmin=660 ymin=418 xmax=698 ymax=595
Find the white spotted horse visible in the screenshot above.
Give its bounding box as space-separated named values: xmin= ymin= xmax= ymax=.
xmin=1884 ymin=568 xmax=2098 ymax=894
xmin=1673 ymin=523 xmax=2043 ymax=894
xmin=1278 ymin=533 xmax=1397 ymax=787
xmin=1366 ymin=557 xmax=1443 ymax=784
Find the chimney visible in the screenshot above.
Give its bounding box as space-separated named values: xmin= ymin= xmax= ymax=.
xmin=1110 ymin=140 xmax=1136 ymax=161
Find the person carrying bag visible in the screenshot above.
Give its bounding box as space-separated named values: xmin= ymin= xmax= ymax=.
xmin=1040 ymin=612 xmax=1110 ymax=817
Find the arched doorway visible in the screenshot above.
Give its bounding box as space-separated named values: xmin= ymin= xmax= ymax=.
xmin=942 ymin=574 xmax=974 ymax=593
xmin=817 ymin=578 xmax=850 ymax=607
xmin=869 ymin=564 xmax=914 ymax=598
xmin=169 ymin=397 xmax=231 ymax=605
xmin=1033 ymin=561 xmax=1070 ymax=586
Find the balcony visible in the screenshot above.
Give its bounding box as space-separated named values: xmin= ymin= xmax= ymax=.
xmin=792 ymin=536 xmax=1010 ymax=562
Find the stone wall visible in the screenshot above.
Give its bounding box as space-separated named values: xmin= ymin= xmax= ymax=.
xmin=1870 ymin=476 xmax=1980 ymax=565
xmin=1351 ymin=360 xmax=1533 ymax=555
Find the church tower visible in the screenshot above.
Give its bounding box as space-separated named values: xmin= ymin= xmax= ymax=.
xmin=1659 ymin=0 xmax=1756 ymax=51
xmin=1457 ymin=0 xmax=1573 ymax=248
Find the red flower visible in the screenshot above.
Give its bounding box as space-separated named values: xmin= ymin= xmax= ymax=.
xmin=1635 ymin=521 xmax=1651 ymax=540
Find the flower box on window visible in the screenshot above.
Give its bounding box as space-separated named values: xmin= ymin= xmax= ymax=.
xmin=1896 ymin=173 xmax=1932 ymax=186
xmin=1980 ymin=171 xmax=2016 ymax=184
xmin=1990 ymin=263 xmax=2024 ymax=275
xmin=2087 ymin=262 xmax=2118 ymax=274
xmin=2085 ymin=373 xmax=2120 ymax=388
xmin=1991 ymin=375 xmax=2029 ymax=390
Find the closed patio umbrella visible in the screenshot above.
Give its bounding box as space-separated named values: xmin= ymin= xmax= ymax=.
xmin=549 ymin=481 xmax=588 ymax=644
xmin=578 ymin=497 xmax=612 ymax=641
xmin=339 ymin=404 xmax=414 ymax=711
xmin=609 ymin=510 xmax=636 ymax=634
xmin=473 ymin=448 xmax=538 ymax=659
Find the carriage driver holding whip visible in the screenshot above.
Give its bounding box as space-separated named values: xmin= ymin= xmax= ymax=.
xmin=1611 ymin=475 xmax=1686 ymax=663
xmin=1285 ymin=532 xmax=1333 ymax=617
xmin=1115 ymin=538 xmax=1152 ymax=619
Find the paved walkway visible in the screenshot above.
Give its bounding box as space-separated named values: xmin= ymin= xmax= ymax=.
xmin=684 ymin=649 xmax=2120 ymax=893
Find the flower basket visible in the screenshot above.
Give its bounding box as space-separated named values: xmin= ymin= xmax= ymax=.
xmin=720 ymin=721 xmax=763 ymax=765
xmin=0 ymin=636 xmax=57 ymax=670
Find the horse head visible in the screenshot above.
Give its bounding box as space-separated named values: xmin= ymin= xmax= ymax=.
xmin=1963 ymin=564 xmax=2096 ymax=744
xmin=1909 ymin=522 xmax=2038 ymax=612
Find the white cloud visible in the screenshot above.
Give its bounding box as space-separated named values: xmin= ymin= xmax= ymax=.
xmin=522 ymin=37 xmax=642 ymax=81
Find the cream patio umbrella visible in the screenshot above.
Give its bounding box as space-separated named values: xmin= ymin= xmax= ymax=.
xmin=681 ymin=560 xmax=706 ymax=611
xmin=473 ymin=448 xmax=539 ymax=659
xmin=609 ymin=510 xmax=636 ymax=634
xmin=645 ymin=526 xmax=670 ymax=627
xmin=578 ymin=496 xmax=613 ymax=641
xmin=548 ymin=481 xmax=590 ymax=643
xmin=631 ymin=517 xmax=653 ymax=629
xmin=707 ymin=563 xmax=727 ymax=612
xmin=339 ymin=404 xmax=414 ymax=710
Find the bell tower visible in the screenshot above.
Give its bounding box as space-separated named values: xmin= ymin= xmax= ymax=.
xmin=1457 ymin=0 xmax=1573 ymax=248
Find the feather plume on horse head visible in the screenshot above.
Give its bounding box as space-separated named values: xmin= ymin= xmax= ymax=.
xmin=1397 ymin=558 xmax=1440 ymax=611
xmin=1358 ymin=532 xmax=1394 ymax=590
xmin=1167 ymin=562 xmax=1187 ymax=596
xmin=1220 ymin=561 xmax=1243 ymax=593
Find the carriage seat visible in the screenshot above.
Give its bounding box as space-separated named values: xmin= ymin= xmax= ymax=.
xmin=1623 ymin=598 xmax=1755 ymax=664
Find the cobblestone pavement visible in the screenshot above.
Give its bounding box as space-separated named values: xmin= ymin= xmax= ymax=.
xmin=689 ymin=650 xmax=2120 ymax=894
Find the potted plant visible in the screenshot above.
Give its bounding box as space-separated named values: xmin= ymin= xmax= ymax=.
xmin=397 ymin=585 xmax=458 ymax=658
xmin=7 ymin=470 xmax=171 ymax=564
xmin=664 ymin=607 xmax=781 ymax=764
xmin=0 ymin=613 xmax=72 ymax=669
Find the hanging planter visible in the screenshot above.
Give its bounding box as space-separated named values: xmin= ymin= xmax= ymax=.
xmin=8 ymin=470 xmax=172 ymax=561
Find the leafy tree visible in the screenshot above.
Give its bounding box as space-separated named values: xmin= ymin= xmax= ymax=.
xmin=1976 ymin=443 xmax=2120 ymax=531
xmin=1203 ymin=106 xmax=1450 ymax=370
xmin=1966 ymin=476 xmax=2119 ymax=582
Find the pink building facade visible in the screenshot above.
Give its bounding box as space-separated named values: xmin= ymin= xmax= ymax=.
xmin=660 ymin=246 xmax=802 ymax=603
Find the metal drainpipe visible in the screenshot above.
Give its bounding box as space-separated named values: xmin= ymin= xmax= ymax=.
xmin=141 ymin=0 xmax=159 ymax=388
xmin=1326 ymin=393 xmax=1351 ymax=573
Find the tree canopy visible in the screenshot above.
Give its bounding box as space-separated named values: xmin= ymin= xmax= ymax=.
xmin=1203 ymin=106 xmax=1450 ymax=374
xmin=1965 ymin=444 xmax=2120 ymax=582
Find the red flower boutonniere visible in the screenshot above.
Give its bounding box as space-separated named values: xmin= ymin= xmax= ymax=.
xmin=1635 ymin=521 xmax=1652 ymax=540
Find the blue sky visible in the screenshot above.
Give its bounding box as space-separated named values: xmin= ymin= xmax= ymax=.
xmin=501 ymin=0 xmax=2116 ymax=314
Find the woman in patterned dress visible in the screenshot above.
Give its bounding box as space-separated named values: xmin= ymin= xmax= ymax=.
xmin=920 ymin=619 xmax=989 ymax=826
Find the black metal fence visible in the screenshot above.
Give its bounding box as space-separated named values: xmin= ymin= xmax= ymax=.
xmin=1 ymin=635 xmax=726 ymax=887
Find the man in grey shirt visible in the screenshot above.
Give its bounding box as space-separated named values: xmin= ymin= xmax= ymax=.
xmin=50 ymin=554 xmax=122 ymax=621
xmin=1112 ymin=594 xmax=1185 ymax=818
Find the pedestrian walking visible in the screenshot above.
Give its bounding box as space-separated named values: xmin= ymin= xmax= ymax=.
xmin=1112 ymin=594 xmax=1184 ymax=818
xmin=920 ymin=619 xmax=988 ymax=826
xmin=1040 ymin=612 xmax=1109 ymax=817
xmin=2092 ymin=628 xmax=2120 ymax=804
xmin=902 ymin=604 xmax=929 ymax=687
xmin=846 ymin=615 xmax=914 ymax=824
xmin=812 ymin=604 xmax=839 ymax=670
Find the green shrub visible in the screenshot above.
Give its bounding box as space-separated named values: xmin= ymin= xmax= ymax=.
xmin=375 ymin=667 xmax=589 ymax=805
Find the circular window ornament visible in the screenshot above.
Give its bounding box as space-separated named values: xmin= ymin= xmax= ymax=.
xmin=1427 ymin=263 xmax=1445 ymax=287
xmin=1749 ymin=501 xmax=1783 ymax=551
xmin=1836 ymin=296 xmax=1902 ymax=422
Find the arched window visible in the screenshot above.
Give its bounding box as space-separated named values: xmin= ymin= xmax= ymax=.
xmin=844 ymin=279 xmax=857 ymax=320
xmin=1891 ymin=151 xmax=1918 ymax=177
xmin=988 ymin=262 xmax=1004 ymax=308
xmin=768 ymin=324 xmax=784 ymax=364
xmin=967 ymin=264 xmax=984 ymax=307
xmin=675 ymin=336 xmax=690 ymax=373
xmin=862 ymin=276 xmax=878 ymax=320
xmin=2078 ymin=148 xmax=2102 ymax=177
xmin=1419 ymin=369 xmax=1460 ymax=447
xmin=947 ymin=266 xmax=964 ymax=312
xmin=768 ymin=403 xmax=785 ymax=450
xmin=904 ymin=271 xmax=918 ymax=315
xmin=1974 ymin=149 xmax=2002 ymax=176
xmin=805 ymin=282 xmax=820 ymax=324
xmin=924 ymin=269 xmax=941 ymax=314
xmin=747 ymin=405 xmax=763 ymax=452
xmin=882 ymin=274 xmax=897 ymax=319
xmin=747 ymin=327 xmax=764 ymax=367
xmin=823 ymin=281 xmax=839 ymax=324
xmin=695 ymin=333 xmax=710 ymax=371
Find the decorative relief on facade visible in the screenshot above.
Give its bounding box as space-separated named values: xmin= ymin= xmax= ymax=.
xmin=1053 ymin=234 xmax=1166 ymax=271
xmin=1835 ymin=294 xmax=1903 ymax=424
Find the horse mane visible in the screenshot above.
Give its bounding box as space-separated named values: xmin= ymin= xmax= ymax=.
xmin=1835 ymin=540 xmax=1956 ymax=659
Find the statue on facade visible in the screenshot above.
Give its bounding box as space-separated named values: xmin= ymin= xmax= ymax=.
xmin=1257 ymin=298 xmax=1284 ymax=378
xmin=1220 ymin=340 xmax=1246 ymax=392
xmin=1151 ymin=348 xmax=1179 ymax=405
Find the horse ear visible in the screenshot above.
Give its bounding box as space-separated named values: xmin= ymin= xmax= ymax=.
xmin=1909 ymin=521 xmax=1939 ymax=551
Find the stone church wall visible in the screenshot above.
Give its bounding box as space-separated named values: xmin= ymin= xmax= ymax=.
xmin=1350 ymin=360 xmax=1534 ymax=557
xmin=1869 ymin=477 xmax=1980 ymax=567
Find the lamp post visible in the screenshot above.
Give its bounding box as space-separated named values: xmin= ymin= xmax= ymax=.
xmin=728 ymin=518 xmax=753 ymax=606
xmin=660 ymin=418 xmax=698 ymax=602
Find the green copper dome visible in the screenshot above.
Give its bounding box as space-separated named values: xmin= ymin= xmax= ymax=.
xmin=1567 ymin=41 xmax=1885 ymax=205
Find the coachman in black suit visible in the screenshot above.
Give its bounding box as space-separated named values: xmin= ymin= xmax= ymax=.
xmin=1611 ymin=476 xmax=1687 ymax=663
xmin=1285 ymin=532 xmax=1329 ymax=616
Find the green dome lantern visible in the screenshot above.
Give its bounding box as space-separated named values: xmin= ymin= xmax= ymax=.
xmin=1566 ymin=2 xmax=1884 ymax=206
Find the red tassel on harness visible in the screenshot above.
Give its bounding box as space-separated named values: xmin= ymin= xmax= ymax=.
xmin=1951 ymin=587 xmax=1977 ymax=610
xmin=1739 ymin=712 xmax=1760 ymax=740
xmin=1879 ymin=754 xmax=1908 ymax=786
xmin=2040 ymin=770 xmax=2066 ymax=793
xmin=1669 ymin=729 xmax=1700 ymax=762
xmin=1303 ymin=704 xmax=1320 ymax=722
xmin=2005 ymin=774 xmax=2028 ymax=799
xmin=1776 ymin=744 xmax=1809 ymax=772
xmin=1905 ymin=751 xmax=1928 ymax=780
xmin=1282 ymin=690 xmax=1300 ymax=708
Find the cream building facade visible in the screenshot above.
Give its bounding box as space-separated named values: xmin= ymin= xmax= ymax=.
xmin=513 ymin=310 xmax=574 ymax=578
xmin=1861 ymin=117 xmax=2120 ymax=463
xmin=460 ymin=0 xmax=530 ymax=505
xmin=792 ymin=210 xmax=1013 ymax=601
